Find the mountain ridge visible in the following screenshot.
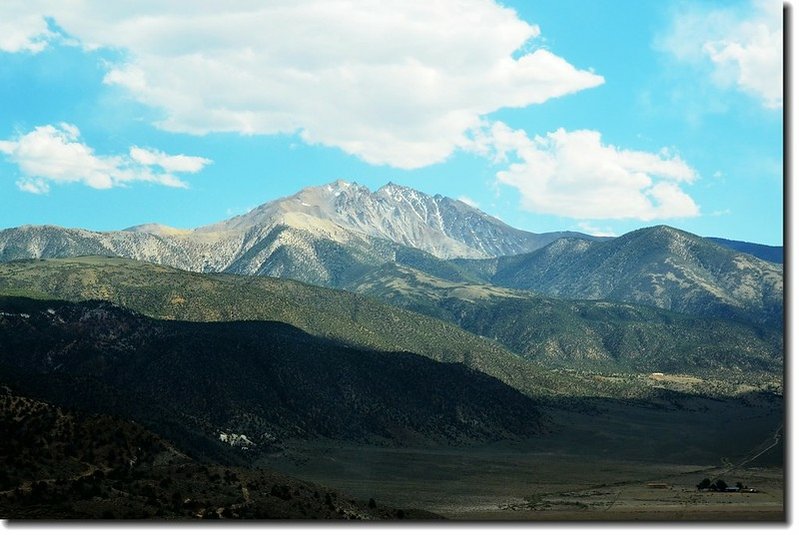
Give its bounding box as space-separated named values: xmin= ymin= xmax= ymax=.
xmin=0 ymin=256 xmax=588 ymax=399
xmin=345 ymin=262 xmax=782 ymax=376
xmin=451 ymin=225 xmax=783 ymax=326
xmin=1 ymin=182 xmax=780 ymax=264
xmin=196 ymin=180 xmax=593 ymax=259
xmin=0 ymin=183 xmax=783 ymax=325
xmin=0 ymin=182 xmax=594 ymax=287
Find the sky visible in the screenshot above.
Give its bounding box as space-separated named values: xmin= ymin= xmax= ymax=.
xmin=0 ymin=0 xmax=784 ymax=245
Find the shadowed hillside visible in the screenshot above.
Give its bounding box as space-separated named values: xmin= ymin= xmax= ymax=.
xmin=0 ymin=296 xmax=544 ymax=450
xmin=0 ymin=256 xmax=633 ymax=399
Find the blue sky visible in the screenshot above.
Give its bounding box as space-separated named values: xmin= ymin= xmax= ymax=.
xmin=0 ymin=0 xmax=784 ymax=245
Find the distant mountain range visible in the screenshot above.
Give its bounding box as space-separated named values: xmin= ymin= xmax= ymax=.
xmin=197 ymin=180 xmax=593 ymax=259
xmin=0 ymin=181 xmax=783 ymax=326
xmin=451 ymin=226 xmax=783 ymax=326
xmin=0 ymin=180 xmax=587 ymax=270
xmin=0 ymin=182 xmax=586 ymax=288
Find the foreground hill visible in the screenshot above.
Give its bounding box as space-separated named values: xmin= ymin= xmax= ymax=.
xmin=453 ymin=226 xmax=783 ymax=326
xmin=347 ymin=264 xmax=782 ymax=377
xmin=0 ymin=386 xmax=434 ymax=519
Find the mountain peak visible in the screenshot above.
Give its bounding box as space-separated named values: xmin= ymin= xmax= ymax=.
xmin=328 ymin=179 xmax=359 ymax=190
xmin=641 ymin=225 xmax=682 ymax=236
xmin=375 ymin=181 xmax=417 ymax=197
xmin=1 ymin=180 xmax=596 ymax=267
xmin=197 ymin=180 xmax=594 ymax=259
xmin=627 ymin=225 xmax=708 ymax=250
xmin=376 ymin=181 xmax=401 ymax=190
xmin=305 ymin=179 xmax=368 ymax=197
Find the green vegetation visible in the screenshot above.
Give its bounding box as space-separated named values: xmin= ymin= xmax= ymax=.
xmin=0 ymin=257 xmax=646 ymax=400
xmin=0 ymin=222 xmax=785 ymax=521
xmin=0 ymin=256 xmax=782 ymax=400
xmin=0 ymin=256 xmax=515 ymax=366
xmin=348 ymin=264 xmax=782 ymax=379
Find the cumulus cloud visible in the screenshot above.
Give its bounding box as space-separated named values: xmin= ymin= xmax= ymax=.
xmin=0 ymin=1 xmax=54 ymax=53
xmin=476 ymin=122 xmax=699 ymax=221
xmin=129 ymin=146 xmax=211 ymax=173
xmin=0 ymin=123 xmax=211 ymax=194
xmin=659 ymin=0 xmax=782 ymax=109
xmin=3 ymin=1 xmax=603 ymax=169
xmin=577 ymin=222 xmax=617 ymax=237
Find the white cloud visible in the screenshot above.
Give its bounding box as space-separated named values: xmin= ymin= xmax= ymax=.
xmin=0 ymin=1 xmax=53 ymax=53
xmin=4 ymin=1 xmax=603 ymax=169
xmin=659 ymin=0 xmax=782 ymax=109
xmin=577 ymin=222 xmax=617 ymax=237
xmin=129 ymin=146 xmax=211 ymax=173
xmin=0 ymin=123 xmax=211 ymax=194
xmin=479 ymin=122 xmax=699 ymax=221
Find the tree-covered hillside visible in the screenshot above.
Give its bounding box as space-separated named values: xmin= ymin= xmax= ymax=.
xmin=348 ymin=264 xmax=782 ymax=376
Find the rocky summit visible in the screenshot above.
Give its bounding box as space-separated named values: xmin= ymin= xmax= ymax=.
xmin=0 ymin=181 xmax=590 ymax=283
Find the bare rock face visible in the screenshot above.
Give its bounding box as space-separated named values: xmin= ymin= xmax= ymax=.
xmin=0 ymin=181 xmax=585 ymax=281
xmin=198 ymin=180 xmax=583 ymax=259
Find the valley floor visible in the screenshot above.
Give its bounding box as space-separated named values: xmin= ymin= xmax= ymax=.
xmin=256 ymin=395 xmax=784 ymax=522
xmin=257 ymin=443 xmax=783 ymax=521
